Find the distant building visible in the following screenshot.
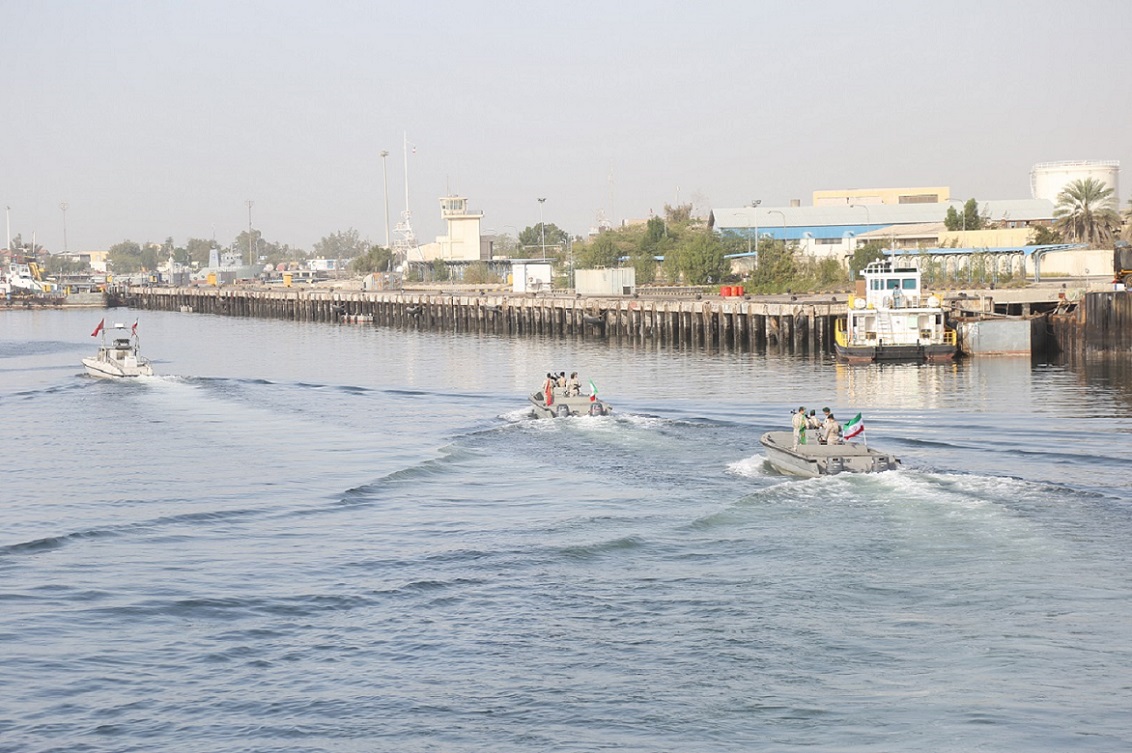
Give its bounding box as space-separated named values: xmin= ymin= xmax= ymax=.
xmin=710 ymin=199 xmax=1055 ymax=262
xmin=416 ymin=195 xmax=486 ymax=262
xmin=812 ymin=186 xmax=951 ymax=206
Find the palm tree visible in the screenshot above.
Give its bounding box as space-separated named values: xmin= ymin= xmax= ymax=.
xmin=1122 ymin=198 xmax=1132 ymax=241
xmin=1052 ymin=177 xmax=1120 ymax=246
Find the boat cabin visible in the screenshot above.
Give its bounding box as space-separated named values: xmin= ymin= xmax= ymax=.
xmin=860 ymin=259 xmax=926 ymax=310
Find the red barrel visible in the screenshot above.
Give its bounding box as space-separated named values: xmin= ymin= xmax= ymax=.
xmin=734 ymin=285 xmax=744 ymax=296
xmin=720 ymin=285 xmax=731 ymax=296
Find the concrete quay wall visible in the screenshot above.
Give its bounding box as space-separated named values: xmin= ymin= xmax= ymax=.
xmin=120 ymin=286 xmax=840 ymax=354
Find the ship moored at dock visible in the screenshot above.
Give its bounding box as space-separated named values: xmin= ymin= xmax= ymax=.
xmin=834 ymin=260 xmax=957 ymax=363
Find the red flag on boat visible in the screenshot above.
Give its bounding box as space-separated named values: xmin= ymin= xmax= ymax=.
xmin=91 ymin=318 xmax=105 ymax=337
xmin=131 ymin=319 xmax=138 ymax=335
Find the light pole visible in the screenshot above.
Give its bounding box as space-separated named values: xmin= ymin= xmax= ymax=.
xmin=245 ymin=200 xmax=254 ymax=266
xmin=770 ymin=209 xmax=786 ymax=247
xmin=850 ymin=203 xmax=871 ymax=233
xmin=380 ymin=150 xmax=390 ymax=247
xmin=537 ymin=197 xmax=547 ymax=259
xmin=850 ymin=203 xmax=871 ymax=252
xmin=6 ymin=205 xmax=11 ymax=252
xmin=749 ymin=199 xmax=761 ymax=253
xmin=849 ymin=204 xmax=871 ymax=281
xmin=59 ymin=202 xmax=69 ymax=253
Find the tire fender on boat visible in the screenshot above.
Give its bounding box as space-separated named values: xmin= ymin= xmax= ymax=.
xmin=556 ymin=404 xmax=571 ymax=418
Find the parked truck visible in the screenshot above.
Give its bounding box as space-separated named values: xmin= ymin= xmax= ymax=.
xmin=1115 ymin=241 xmax=1132 ymax=286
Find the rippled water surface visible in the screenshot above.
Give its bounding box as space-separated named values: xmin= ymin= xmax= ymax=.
xmin=3 ymin=308 xmax=1132 ymax=752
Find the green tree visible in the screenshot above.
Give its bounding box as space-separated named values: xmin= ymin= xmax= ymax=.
xmin=7 ymin=234 xmax=43 ymax=256
xmin=576 ymin=233 xmax=621 ymax=269
xmin=185 ymin=238 xmax=218 ymax=267
xmin=430 ymin=258 xmax=450 ymax=281
xmin=642 ymin=216 xmax=665 ymax=251
xmin=963 ymin=199 xmax=984 ymax=231
xmin=628 ymin=249 xmax=658 ymax=284
xmin=664 ymin=202 xmax=693 ymax=224
xmin=944 ymin=199 xmax=984 ymax=231
xmin=518 ymin=223 xmax=568 ymax=257
xmin=107 ymin=240 xmax=147 ymax=274
xmin=491 ymin=232 xmax=521 ymax=258
xmin=1027 ymin=225 xmax=1063 ymax=245
xmin=350 ymin=245 xmax=394 ymax=275
xmin=463 ymin=261 xmax=499 ymax=285
xmin=1053 ymin=178 xmax=1120 ymax=246
xmin=43 ymin=253 xmax=89 ymax=275
xmin=677 ymin=231 xmax=727 ymax=285
xmin=313 ymin=228 xmax=368 ymax=262
xmin=944 ymin=205 xmax=961 ymax=231
xmin=747 ymin=238 xmax=797 ymax=292
xmin=849 ymin=241 xmax=885 ymax=276
xmin=233 ymin=229 xmax=264 ymax=266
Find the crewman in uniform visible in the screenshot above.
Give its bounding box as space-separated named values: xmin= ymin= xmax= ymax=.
xmin=792 ymin=406 xmax=807 ymax=449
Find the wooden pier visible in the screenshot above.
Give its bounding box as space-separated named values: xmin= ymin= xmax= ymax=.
xmin=120 ymin=286 xmax=842 ymax=354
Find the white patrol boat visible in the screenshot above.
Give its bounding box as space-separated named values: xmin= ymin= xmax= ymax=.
xmin=82 ymin=321 xmax=154 ymax=378
xmin=834 ymin=259 xmax=956 ymax=363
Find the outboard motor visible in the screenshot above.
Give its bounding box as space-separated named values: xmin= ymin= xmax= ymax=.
xmin=827 ymin=457 xmax=844 ymax=475
xmin=555 ymin=404 xmax=571 ymax=418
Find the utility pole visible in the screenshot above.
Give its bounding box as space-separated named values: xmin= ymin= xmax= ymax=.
xmin=538 ymin=197 xmax=547 ymax=259
xmin=380 ymin=150 xmax=391 ymax=248
xmin=59 ymin=202 xmax=69 ymax=253
xmin=245 ymin=200 xmax=254 ymax=266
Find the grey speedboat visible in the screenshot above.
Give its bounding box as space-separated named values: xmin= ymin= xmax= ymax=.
xmin=529 ymin=390 xmax=612 ymax=418
xmin=759 ymin=431 xmax=899 ymax=478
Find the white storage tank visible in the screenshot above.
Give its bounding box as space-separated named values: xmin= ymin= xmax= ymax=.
xmin=1031 ymin=160 xmax=1120 ymax=202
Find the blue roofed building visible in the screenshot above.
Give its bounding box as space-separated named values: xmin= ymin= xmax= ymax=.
xmin=709 ymin=197 xmax=1056 ymax=266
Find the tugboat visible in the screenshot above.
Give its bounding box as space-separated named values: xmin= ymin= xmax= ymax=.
xmin=82 ymin=319 xmax=154 ymax=378
xmin=834 ymin=259 xmax=956 ymax=363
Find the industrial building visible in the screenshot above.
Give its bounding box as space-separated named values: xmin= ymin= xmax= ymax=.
xmin=709 ymin=198 xmax=1056 ymax=261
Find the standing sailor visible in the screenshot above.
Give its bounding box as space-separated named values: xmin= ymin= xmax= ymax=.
xmin=792 ymin=406 xmax=807 ymax=449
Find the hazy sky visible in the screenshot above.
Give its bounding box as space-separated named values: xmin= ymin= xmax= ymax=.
xmin=4 ymin=0 xmax=1129 ymax=253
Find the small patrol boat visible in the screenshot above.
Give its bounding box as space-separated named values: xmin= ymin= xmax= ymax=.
xmin=82 ymin=319 xmax=154 ymax=379
xmin=529 ymin=380 xmax=612 ymax=418
xmin=759 ymin=431 xmax=899 ymax=478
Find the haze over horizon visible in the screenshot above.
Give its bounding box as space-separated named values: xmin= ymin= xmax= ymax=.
xmin=4 ymin=0 xmax=1129 ymax=254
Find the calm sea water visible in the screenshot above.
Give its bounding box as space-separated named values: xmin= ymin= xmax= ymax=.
xmin=2 ymin=307 xmax=1131 ymax=753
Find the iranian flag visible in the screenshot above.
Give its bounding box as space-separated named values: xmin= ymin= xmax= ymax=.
xmin=589 ymin=379 xmax=598 ymax=402
xmin=843 ymin=413 xmax=864 ymax=440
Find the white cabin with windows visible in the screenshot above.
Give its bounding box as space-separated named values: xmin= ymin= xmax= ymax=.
xmin=862 ymin=260 xmax=925 ymax=309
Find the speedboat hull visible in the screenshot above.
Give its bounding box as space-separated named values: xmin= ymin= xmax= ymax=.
xmin=529 ymin=392 xmax=612 ymax=418
xmin=759 ymin=431 xmax=899 ymax=478
xmin=82 ymin=355 xmax=153 ymax=378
